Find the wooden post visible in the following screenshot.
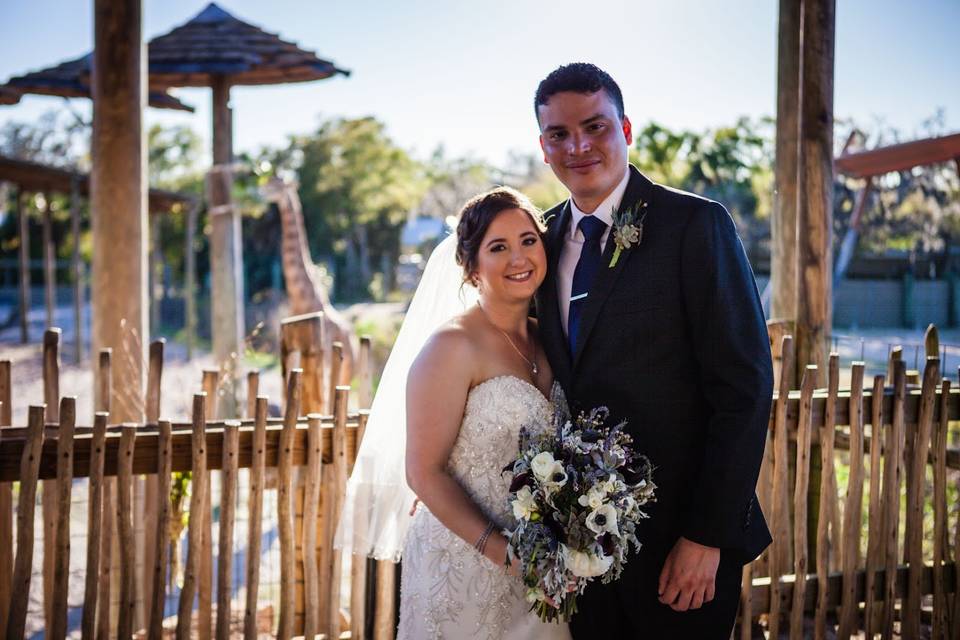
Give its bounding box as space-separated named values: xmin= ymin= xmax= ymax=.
xmin=243 ymin=397 xmax=268 ymax=640
xmin=358 ymin=335 xmax=373 ymax=409
xmin=149 ymin=419 xmax=173 ymax=640
xmin=6 ymin=405 xmax=45 ymax=640
xmin=902 ymin=357 xmax=939 ymax=638
xmin=771 ymin=0 xmax=801 ymax=323
xmin=933 ymin=380 xmax=951 ymax=640
xmin=71 ymin=176 xmax=84 ymax=363
xmin=117 ymin=424 xmax=138 ymax=639
xmin=0 ymin=360 xmax=11 ymax=637
xmin=41 ymin=194 xmax=55 ymax=328
xmin=16 ymin=190 xmax=30 ymax=343
xmin=216 ymin=420 xmax=240 ymax=640
xmin=91 ymin=0 xmax=147 ymax=422
xmin=83 ymin=412 xmax=108 ymax=640
xmin=277 ymin=370 xmax=302 ymax=640
xmin=42 ymin=328 xmax=61 ymax=629
xmin=814 ymin=355 xmax=838 ymax=640
xmin=881 ymin=360 xmax=907 ymax=636
xmin=324 ymin=386 xmax=350 ymax=640
xmin=863 ymin=374 xmax=886 ymax=638
xmin=142 ymin=339 xmax=164 ymax=628
xmin=328 ymin=342 xmax=343 ymax=414
xmin=790 ymin=365 xmax=817 ymax=640
xmin=795 ymin=0 xmax=835 ymax=378
xmin=837 ymin=362 xmax=865 ymax=639
xmin=50 ymin=397 xmax=77 ymax=640
xmin=184 ymin=202 xmax=198 ymax=360
xmin=769 ymin=335 xmax=795 ymax=640
xmin=350 ymin=411 xmax=370 ymax=640
xmin=96 ymin=349 xmax=115 ymax=640
xmin=199 ymin=370 xmax=217 ymax=640
xmin=302 ymin=414 xmax=323 ymax=640
xmin=246 ymin=370 xmax=259 ymax=419
xmin=206 ymin=83 xmax=245 ymax=416
xmin=177 ymin=394 xmax=208 ymax=640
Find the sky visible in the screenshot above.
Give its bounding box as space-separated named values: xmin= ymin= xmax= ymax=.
xmin=0 ymin=0 xmax=957 ymax=168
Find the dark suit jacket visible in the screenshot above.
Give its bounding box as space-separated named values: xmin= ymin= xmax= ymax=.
xmin=535 ymin=165 xmax=773 ymax=565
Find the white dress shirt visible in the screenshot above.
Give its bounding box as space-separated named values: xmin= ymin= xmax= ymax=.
xmin=557 ymin=167 xmax=631 ymax=336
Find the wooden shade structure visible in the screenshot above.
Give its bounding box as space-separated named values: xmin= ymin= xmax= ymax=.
xmin=0 ymin=54 xmax=194 ymax=112
xmin=835 ymin=132 xmax=960 ymax=179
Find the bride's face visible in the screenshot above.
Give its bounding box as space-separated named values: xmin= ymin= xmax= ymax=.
xmin=472 ymin=208 xmax=547 ymax=303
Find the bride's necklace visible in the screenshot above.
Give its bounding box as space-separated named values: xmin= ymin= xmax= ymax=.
xmin=477 ymin=302 xmax=539 ymax=376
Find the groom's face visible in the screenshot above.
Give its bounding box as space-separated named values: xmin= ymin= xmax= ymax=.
xmin=537 ymin=90 xmax=632 ymax=210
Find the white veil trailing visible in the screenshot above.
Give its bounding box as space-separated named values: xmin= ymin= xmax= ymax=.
xmin=334 ymin=233 xmax=478 ymax=561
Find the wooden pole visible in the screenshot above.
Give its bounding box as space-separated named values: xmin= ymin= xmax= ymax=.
xmin=795 ymin=0 xmax=835 ymax=377
xmin=176 ymin=394 xmax=208 ymax=640
xmin=0 ymin=361 xmax=11 ymax=638
xmin=771 ymin=0 xmax=801 ymax=322
xmin=837 ymin=362 xmax=865 ymax=640
xmin=96 ymin=349 xmax=115 ymax=640
xmin=326 ymin=387 xmax=350 ymax=640
xmin=82 ymin=412 xmax=108 ymax=640
xmin=6 ymin=406 xmax=45 ymax=640
xmin=184 ymin=202 xmax=198 ymax=360
xmin=42 ymin=328 xmax=61 ymax=630
xmin=148 ymin=419 xmax=172 ymax=640
xmin=50 ymin=397 xmax=77 ymax=640
xmin=208 ymin=74 xmax=244 ymax=417
xmin=790 ymin=365 xmax=817 ymax=640
xmin=90 ymin=0 xmax=147 ymax=424
xmin=199 ymin=371 xmax=217 ymax=640
xmin=349 ymin=411 xmax=370 ymax=640
xmin=16 ymin=190 xmax=30 ymax=343
xmin=277 ymin=369 xmax=302 ymax=640
xmin=71 ymin=176 xmax=84 ymax=363
xmin=814 ymin=355 xmax=838 ymax=640
xmin=933 ymin=380 xmax=951 ymax=640
xmin=881 ymin=360 xmax=907 ymax=636
xmin=117 ymin=424 xmax=138 ymax=640
xmin=243 ymin=397 xmax=268 ymax=640
xmin=142 ymin=339 xmax=164 ymax=628
xmin=302 ymin=414 xmax=323 ymax=640
xmin=216 ymin=420 xmax=240 ymax=640
xmin=41 ymin=194 xmax=55 ymax=328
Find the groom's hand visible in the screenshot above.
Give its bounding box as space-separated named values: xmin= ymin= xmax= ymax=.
xmin=657 ymin=536 xmax=720 ymax=612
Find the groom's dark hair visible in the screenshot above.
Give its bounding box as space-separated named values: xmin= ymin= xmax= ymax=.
xmin=534 ymin=63 xmax=625 ymax=122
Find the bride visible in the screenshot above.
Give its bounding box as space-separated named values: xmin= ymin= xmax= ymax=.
xmin=336 ymin=187 xmax=571 ymax=639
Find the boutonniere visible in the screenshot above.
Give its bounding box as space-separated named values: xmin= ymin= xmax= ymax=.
xmin=609 ymin=200 xmax=649 ymax=268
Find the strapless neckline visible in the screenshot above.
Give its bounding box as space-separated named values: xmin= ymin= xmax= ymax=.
xmin=470 ymin=374 xmax=550 ymax=404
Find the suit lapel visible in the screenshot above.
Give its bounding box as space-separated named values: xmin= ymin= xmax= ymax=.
xmin=572 ymin=167 xmax=655 ymax=369
xmin=539 ymin=202 xmax=573 ymax=390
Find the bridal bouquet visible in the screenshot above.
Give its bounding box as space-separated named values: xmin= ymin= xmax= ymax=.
xmin=504 ymin=387 xmax=656 ymax=623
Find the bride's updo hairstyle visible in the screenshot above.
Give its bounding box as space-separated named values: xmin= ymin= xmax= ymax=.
xmin=454 ymin=186 xmax=545 ymax=284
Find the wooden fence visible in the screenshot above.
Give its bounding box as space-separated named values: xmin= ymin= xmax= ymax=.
xmin=0 ymin=311 xmax=390 ymax=639
xmin=3 ymin=317 xmax=960 ymax=638
xmin=737 ymin=333 xmax=960 ymax=639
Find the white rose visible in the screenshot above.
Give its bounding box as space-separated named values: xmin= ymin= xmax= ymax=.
xmin=511 ymin=485 xmax=538 ymax=520
xmin=525 ymin=587 xmax=547 ymax=603
xmin=585 ymin=503 xmax=620 ymax=537
xmin=561 ymin=544 xmax=613 ymax=578
xmin=577 ymin=485 xmax=605 ymax=510
xmin=530 ymin=452 xmax=557 ymax=482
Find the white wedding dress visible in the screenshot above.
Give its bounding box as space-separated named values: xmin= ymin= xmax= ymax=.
xmin=398 ymin=375 xmax=572 ymax=640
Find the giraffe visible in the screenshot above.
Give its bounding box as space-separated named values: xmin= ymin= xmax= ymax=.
xmin=262 ymin=177 xmax=356 ymax=385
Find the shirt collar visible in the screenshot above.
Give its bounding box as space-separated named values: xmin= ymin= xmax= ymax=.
xmin=568 ymin=166 xmax=631 ymax=239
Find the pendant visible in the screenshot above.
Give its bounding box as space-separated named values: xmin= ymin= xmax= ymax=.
xmin=532 ymin=362 xmax=539 ymax=375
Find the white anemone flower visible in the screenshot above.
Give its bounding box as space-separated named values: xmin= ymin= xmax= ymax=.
xmin=585 ymin=503 xmax=620 ymax=537
xmin=561 ymin=544 xmax=613 ymax=578
xmin=542 ymin=462 xmax=568 ymax=490
xmin=577 ymin=485 xmax=606 ymax=510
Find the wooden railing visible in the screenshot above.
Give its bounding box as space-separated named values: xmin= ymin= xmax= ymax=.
xmin=0 ymin=312 xmax=389 ymax=639
xmin=4 ymin=320 xmax=960 ymax=639
xmin=739 ymin=335 xmax=960 ymax=640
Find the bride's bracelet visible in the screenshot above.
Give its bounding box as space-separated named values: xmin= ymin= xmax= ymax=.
xmin=474 ymin=521 xmax=497 ymax=555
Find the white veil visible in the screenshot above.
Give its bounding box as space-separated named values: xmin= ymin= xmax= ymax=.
xmin=335 ymin=233 xmax=478 ymax=561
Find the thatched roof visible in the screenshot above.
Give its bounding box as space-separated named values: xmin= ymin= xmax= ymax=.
xmin=0 ymin=155 xmax=196 ymax=213
xmin=145 ymin=3 xmax=350 ymax=88
xmin=2 ymin=54 xmax=194 ymax=112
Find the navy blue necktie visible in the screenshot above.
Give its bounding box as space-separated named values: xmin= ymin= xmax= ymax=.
xmin=568 ymin=215 xmax=607 ymax=354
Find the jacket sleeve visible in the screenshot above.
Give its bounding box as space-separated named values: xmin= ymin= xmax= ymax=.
xmin=678 ymin=201 xmax=773 ymax=551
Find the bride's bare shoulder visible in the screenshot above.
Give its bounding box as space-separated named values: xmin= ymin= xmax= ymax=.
xmin=409 ymin=312 xmax=483 ymax=380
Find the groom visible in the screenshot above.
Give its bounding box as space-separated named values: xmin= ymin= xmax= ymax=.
xmin=533 ymin=63 xmax=773 ymax=638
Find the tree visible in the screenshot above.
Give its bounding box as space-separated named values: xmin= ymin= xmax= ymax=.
xmin=294 ymin=117 xmax=426 ymax=299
